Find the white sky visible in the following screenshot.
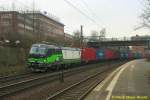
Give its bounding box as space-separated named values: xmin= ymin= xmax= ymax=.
xmin=0 ymin=0 xmax=150 ymax=38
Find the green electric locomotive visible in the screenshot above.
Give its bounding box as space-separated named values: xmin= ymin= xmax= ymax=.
xmin=27 ymin=43 xmax=81 ymax=72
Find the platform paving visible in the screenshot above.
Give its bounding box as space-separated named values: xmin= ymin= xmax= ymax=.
xmin=84 ymin=59 xmax=150 ymax=100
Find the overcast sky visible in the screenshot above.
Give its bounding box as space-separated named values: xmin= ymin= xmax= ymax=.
xmin=0 ymin=0 xmax=149 ymax=38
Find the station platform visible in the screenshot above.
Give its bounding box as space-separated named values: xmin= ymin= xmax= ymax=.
xmin=84 ymin=59 xmax=150 ymax=100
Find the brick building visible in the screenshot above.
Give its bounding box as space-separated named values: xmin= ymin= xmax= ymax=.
xmin=0 ymin=11 xmax=34 ymax=38
xmin=24 ymin=11 xmax=64 ymax=37
xmin=0 ymin=11 xmax=65 ymax=40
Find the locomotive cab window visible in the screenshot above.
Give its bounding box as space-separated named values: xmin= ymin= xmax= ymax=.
xmin=29 ymin=46 xmax=47 ymax=55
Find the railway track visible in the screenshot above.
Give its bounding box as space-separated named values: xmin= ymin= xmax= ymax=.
xmin=0 ymin=62 xmax=105 ymax=85
xmin=46 ymin=66 xmax=113 ymax=100
xmin=0 ymin=71 xmax=55 ymax=87
xmin=0 ymin=72 xmax=32 ymax=83
xmin=0 ymin=60 xmax=127 ymax=100
xmin=0 ymin=71 xmax=60 ymax=97
xmin=0 ymin=62 xmax=111 ymax=98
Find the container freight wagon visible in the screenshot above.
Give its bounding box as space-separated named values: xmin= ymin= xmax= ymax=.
xmin=113 ymin=50 xmax=120 ymax=59
xmin=131 ymin=46 xmax=145 ymax=59
xmin=120 ymin=51 xmax=130 ymax=59
xmin=128 ymin=52 xmax=134 ymax=59
xmin=134 ymin=51 xmax=143 ymax=59
xmin=120 ymin=50 xmax=135 ymax=59
xmin=81 ymin=48 xmax=96 ymax=63
xmin=96 ymin=49 xmax=104 ymax=60
xmin=104 ymin=49 xmax=116 ymax=60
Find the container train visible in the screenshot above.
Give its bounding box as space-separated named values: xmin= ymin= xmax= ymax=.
xmin=27 ymin=43 xmax=144 ymax=72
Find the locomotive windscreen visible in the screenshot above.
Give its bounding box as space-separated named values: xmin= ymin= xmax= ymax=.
xmin=29 ymin=46 xmax=47 ymax=55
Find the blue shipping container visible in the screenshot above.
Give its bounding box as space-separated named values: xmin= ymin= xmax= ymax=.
xmin=134 ymin=52 xmax=142 ymax=59
xmin=120 ymin=51 xmax=129 ymax=59
xmin=96 ymin=49 xmax=104 ymax=60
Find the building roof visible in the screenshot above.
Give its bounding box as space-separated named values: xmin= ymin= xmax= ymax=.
xmin=0 ymin=11 xmax=65 ymax=26
xmin=0 ymin=11 xmax=21 ymax=16
xmin=24 ymin=11 xmax=65 ymax=26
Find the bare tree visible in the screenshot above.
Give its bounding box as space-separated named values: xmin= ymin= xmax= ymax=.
xmin=138 ymin=0 xmax=150 ymax=29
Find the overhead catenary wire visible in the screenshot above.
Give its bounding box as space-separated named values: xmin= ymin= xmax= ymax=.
xmin=63 ymin=0 xmax=103 ymax=28
xmin=80 ymin=0 xmax=105 ymax=28
xmin=68 ymin=0 xmax=94 ymax=18
xmin=80 ymin=0 xmax=98 ymax=20
xmin=11 ymin=0 xmax=39 ymax=12
xmin=69 ymin=0 xmax=105 ymax=27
